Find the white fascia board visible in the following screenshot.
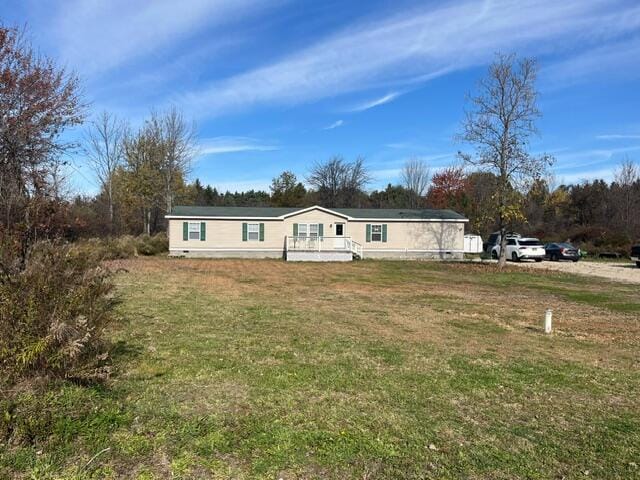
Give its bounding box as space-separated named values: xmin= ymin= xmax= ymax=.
xmin=280 ymin=205 xmax=352 ymax=220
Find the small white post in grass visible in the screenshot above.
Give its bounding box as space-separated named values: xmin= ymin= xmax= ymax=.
xmin=544 ymin=309 xmax=553 ymax=334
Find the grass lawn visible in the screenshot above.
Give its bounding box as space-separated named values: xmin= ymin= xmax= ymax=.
xmin=2 ymin=258 xmax=640 ymax=479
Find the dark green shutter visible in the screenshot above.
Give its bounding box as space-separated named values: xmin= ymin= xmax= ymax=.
xmin=382 ymin=224 xmax=387 ymax=243
xmin=242 ymin=222 xmax=248 ymax=241
xmin=293 ymin=223 xmax=298 ymax=236
xmin=318 ymin=223 xmax=324 ymax=237
xmin=200 ymin=222 xmax=206 ymax=241
xmin=183 ymin=221 xmax=188 ymax=241
xmin=259 ymin=223 xmax=264 ymax=242
xmin=366 ymin=224 xmax=371 ymax=242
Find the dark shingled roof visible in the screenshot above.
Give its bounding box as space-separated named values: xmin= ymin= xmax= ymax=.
xmin=333 ymin=208 xmax=466 ymax=220
xmin=169 ymin=205 xmax=467 ymax=221
xmin=170 ymin=206 xmax=298 ymax=217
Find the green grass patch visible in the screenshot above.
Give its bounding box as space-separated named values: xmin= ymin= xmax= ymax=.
xmin=2 ymin=258 xmax=639 ymax=479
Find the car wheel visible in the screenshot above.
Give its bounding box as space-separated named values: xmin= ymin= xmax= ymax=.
xmin=511 ymin=252 xmax=520 ymax=262
xmin=572 ymin=259 xmax=579 ymax=263
xmin=637 ymin=261 xmax=640 ymax=268
xmin=535 ymin=258 xmax=542 ymax=262
xmin=491 ymin=250 xmax=498 ymax=260
xmin=551 ymin=253 xmax=558 ymax=261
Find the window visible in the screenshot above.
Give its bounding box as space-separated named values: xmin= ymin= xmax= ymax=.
xmin=247 ymin=223 xmax=259 ymax=241
xmin=507 ymin=238 xmax=517 ymax=246
xmin=371 ymin=224 xmax=382 ymax=242
xmin=519 ymin=239 xmax=543 ymax=247
xmin=297 ymin=223 xmax=318 ymax=237
xmin=188 ymin=222 xmax=201 ymax=240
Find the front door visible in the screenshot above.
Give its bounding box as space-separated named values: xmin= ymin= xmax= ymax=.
xmin=334 ymin=223 xmax=345 ymax=249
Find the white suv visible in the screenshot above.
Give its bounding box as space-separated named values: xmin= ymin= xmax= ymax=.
xmin=492 ymin=237 xmax=545 ymax=262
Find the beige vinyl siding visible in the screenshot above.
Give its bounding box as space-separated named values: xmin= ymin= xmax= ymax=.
xmin=350 ymin=221 xmax=464 ymax=252
xmin=283 ymin=210 xmax=348 ymax=236
xmin=169 ymin=219 xmax=284 ymax=250
xmin=169 ymin=207 xmax=465 ymax=257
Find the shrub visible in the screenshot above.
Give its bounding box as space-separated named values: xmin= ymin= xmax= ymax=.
xmin=72 ymin=233 xmax=168 ymax=261
xmin=0 ymin=241 xmax=116 ymax=385
xmin=135 ymin=233 xmax=168 ymax=256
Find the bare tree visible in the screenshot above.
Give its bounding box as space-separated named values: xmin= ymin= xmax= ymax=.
xmin=307 ymin=156 xmax=371 ymax=207
xmin=458 ymin=53 xmax=553 ymax=267
xmin=84 ymin=111 xmax=127 ymax=232
xmin=307 ymin=156 xmax=346 ymax=207
xmin=613 ymin=157 xmax=639 ymax=234
xmin=401 ymin=158 xmax=430 ymax=208
xmin=155 ymin=107 xmax=196 ymax=215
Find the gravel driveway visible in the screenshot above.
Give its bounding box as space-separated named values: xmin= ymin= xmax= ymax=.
xmin=514 ymin=259 xmax=640 ymax=284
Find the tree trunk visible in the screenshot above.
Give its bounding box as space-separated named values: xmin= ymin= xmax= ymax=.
xmin=498 ymin=224 xmax=507 ymax=269
xmin=108 ymin=183 xmax=114 ymax=235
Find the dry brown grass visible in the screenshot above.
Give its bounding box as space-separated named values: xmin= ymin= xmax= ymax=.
xmin=5 ymin=256 xmax=638 ymax=479
xmin=109 ymin=257 xmax=639 ymax=365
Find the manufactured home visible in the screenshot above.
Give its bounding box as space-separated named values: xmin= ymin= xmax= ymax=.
xmin=166 ymin=205 xmax=467 ymax=261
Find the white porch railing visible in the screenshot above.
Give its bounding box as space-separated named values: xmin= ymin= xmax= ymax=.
xmin=286 ymin=236 xmax=363 ymax=258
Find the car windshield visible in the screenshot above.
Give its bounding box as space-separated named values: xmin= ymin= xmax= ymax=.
xmin=558 ymin=243 xmax=574 ymax=248
xmin=520 ymin=240 xmax=543 ymax=246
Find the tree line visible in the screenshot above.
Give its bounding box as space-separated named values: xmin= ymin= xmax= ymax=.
xmin=71 ymin=150 xmax=640 ymax=255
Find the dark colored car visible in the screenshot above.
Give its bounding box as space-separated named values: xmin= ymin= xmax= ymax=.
xmin=484 ymin=231 xmax=520 ymax=254
xmin=545 ymin=242 xmax=580 ymax=262
xmin=631 ymin=245 xmax=640 ymax=268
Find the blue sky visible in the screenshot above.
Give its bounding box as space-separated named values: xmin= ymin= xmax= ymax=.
xmin=3 ymin=0 xmax=640 ymax=194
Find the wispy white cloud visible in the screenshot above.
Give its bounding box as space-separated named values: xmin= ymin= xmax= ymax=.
xmin=49 ymin=0 xmax=280 ymax=74
xmin=385 ymin=142 xmax=411 ymax=150
xmin=541 ymin=35 xmax=640 ymax=88
xmin=370 ymin=167 xmax=402 ymax=180
xmin=554 ymin=145 xmax=640 ymax=166
xmin=348 ymin=92 xmax=401 ymax=112
xmin=323 ymin=120 xmax=344 ymax=130
xmin=556 ymin=168 xmax=617 ymax=184
xmin=384 ymin=143 xmax=455 ymax=161
xmin=198 ymin=136 xmax=278 ymax=156
xmin=596 ymin=133 xmax=640 ymax=140
xmin=177 ymin=0 xmax=640 ymax=117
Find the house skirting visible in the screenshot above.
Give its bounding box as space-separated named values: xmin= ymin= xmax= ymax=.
xmin=169 ymin=248 xmax=463 ymax=261
xmin=363 ymin=249 xmax=464 ymax=260
xmin=286 ymin=250 xmax=353 ymax=262
xmin=169 ymin=248 xmax=283 ymax=259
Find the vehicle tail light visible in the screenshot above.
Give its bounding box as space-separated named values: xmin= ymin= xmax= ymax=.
xmin=561 ymin=248 xmax=566 ymax=253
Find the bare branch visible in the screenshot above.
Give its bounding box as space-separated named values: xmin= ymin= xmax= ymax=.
xmin=401 ymin=158 xmax=431 ymax=208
